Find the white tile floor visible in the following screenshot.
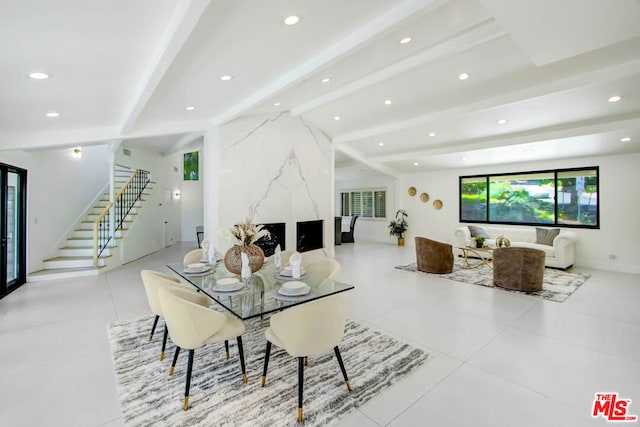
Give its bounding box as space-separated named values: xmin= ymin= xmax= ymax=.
xmin=0 ymin=241 xmax=638 ymax=426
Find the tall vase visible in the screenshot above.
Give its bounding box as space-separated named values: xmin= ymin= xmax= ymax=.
xmin=224 ymin=244 xmax=265 ymax=274
xmin=398 ymin=237 xmax=405 ymax=246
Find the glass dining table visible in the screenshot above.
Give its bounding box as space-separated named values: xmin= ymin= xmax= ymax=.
xmin=166 ymin=260 xmax=354 ymax=321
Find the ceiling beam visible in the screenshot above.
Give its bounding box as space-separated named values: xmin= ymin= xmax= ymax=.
xmin=291 ymin=19 xmax=505 ymax=117
xmin=210 ymin=0 xmax=446 ymax=128
xmin=119 ymin=0 xmax=211 ymax=134
xmin=164 ymin=132 xmax=204 ymax=155
xmin=369 ymin=113 xmax=640 ymax=162
xmin=333 ymin=56 xmax=640 ymax=144
xmin=336 ymin=144 xmax=400 ymax=179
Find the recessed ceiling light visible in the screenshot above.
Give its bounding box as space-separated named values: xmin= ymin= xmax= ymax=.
xmin=378 ymin=142 xmax=384 ymax=146
xmin=399 ymin=37 xmax=412 ymax=44
xmin=621 ymin=137 xmax=632 ymax=142
xmin=321 ymin=77 xmax=331 ymax=83
xmin=428 ymin=132 xmax=436 ymax=137
xmin=497 ymin=119 xmax=508 ymax=125
xmin=45 ymin=112 xmax=60 ymax=117
xmin=185 ymin=106 xmax=196 ymax=111
xmin=273 ymin=102 xmax=281 ymax=106
xmin=384 ymin=99 xmax=392 ymax=105
xmin=413 ymin=162 xmax=419 ymax=166
xmin=28 ymin=72 xmax=50 ymax=80
xmin=462 ymin=157 xmax=467 ymax=161
xmin=284 ymin=15 xmax=300 ymax=25
xmin=458 ymin=72 xmax=469 ymax=81
xmin=220 ymin=75 xmax=233 ymax=81
xmin=608 ymin=95 xmax=622 ymax=103
xmin=333 ymin=116 xmax=340 ymax=121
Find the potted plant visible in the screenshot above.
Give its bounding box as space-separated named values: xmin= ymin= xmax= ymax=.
xmin=388 ymin=209 xmax=409 ymax=246
xmin=474 ymin=236 xmax=485 ymax=248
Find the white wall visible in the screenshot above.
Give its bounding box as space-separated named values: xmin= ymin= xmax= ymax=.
xmin=214 ymin=112 xmax=334 ymax=260
xmin=1 ymin=146 xmax=109 ymax=272
xmin=116 ymin=145 xmax=181 ymax=260
xmin=171 ymin=139 xmax=204 ymax=244
xmin=396 ymin=153 xmax=640 ymax=273
xmin=335 ymin=174 xmax=398 ymax=244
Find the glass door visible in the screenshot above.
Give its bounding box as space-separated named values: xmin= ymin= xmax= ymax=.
xmin=1 ymin=163 xmax=27 ymax=298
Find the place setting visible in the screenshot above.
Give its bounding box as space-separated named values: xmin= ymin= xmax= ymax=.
xmin=182 ymin=262 xmax=213 ymax=276
xmin=273 ymin=280 xmax=314 ymax=301
xmin=202 ymin=277 xmax=246 ymax=295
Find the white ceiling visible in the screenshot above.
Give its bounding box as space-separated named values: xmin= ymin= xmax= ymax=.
xmin=1 ymin=0 xmax=639 ymax=176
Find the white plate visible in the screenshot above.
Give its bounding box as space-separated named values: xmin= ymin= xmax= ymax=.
xmin=283 ymin=280 xmax=307 ymax=291
xmin=185 ymin=262 xmax=208 ymax=273
xmin=212 ymin=282 xmax=244 ymax=292
xmin=216 ymin=277 xmax=240 ymax=289
xmin=278 ymin=284 xmax=311 ymax=296
xmin=280 ymin=266 xmax=306 ymax=277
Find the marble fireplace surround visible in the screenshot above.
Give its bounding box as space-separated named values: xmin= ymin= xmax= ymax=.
xmin=215 ymin=112 xmax=334 ymax=261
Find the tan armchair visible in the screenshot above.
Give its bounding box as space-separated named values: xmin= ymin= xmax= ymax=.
xmin=415 ymin=237 xmax=454 ymax=274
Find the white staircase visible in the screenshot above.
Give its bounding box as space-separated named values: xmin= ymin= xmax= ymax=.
xmin=28 ymin=165 xmax=153 ymax=281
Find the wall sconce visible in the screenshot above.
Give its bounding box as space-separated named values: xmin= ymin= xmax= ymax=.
xmin=173 ymin=189 xmax=181 ymax=200
xmin=72 ymin=147 xmax=82 ymax=159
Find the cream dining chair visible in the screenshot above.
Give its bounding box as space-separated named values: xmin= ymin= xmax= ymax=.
xmin=183 ymin=249 xmax=204 ymax=265
xmin=261 ymin=292 xmax=352 ymax=422
xmin=303 ymin=258 xmax=342 ymax=279
xmin=140 ymin=269 xmax=209 ymax=361
xmin=159 ymin=286 xmax=247 ymax=411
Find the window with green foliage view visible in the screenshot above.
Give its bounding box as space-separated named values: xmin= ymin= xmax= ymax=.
xmin=459 ymin=167 xmax=598 ymax=228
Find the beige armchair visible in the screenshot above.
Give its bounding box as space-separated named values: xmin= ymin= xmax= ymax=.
xmin=140 ymin=270 xmax=209 ymax=361
xmin=261 ymin=293 xmax=352 ymax=422
xmin=159 ymin=286 xmax=247 ymax=411
xmin=304 ymin=258 xmax=342 ymax=279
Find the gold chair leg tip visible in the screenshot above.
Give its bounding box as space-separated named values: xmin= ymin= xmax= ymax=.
xmin=183 ymin=397 xmax=189 ymax=411
xmin=298 ymin=408 xmax=303 ymax=422
xmin=242 ymin=374 xmax=247 ymax=384
xmin=160 ymin=351 xmax=165 ymax=361
xmin=261 ymin=376 xmax=266 ymax=387
xmin=226 ymin=351 xmax=230 ymax=360
xmin=148 ymin=335 xmax=153 ymax=341
xmin=346 ymin=380 xmax=352 ymax=392
xmin=169 ymin=367 xmax=174 ymax=376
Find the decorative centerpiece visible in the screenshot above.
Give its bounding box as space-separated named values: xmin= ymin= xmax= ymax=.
xmin=388 ymin=209 xmax=409 ymax=246
xmin=222 ymin=219 xmax=270 ymax=274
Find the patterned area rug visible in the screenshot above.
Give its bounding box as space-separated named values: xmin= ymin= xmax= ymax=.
xmin=396 ymin=258 xmax=590 ymax=303
xmin=108 ymin=315 xmax=429 ymax=426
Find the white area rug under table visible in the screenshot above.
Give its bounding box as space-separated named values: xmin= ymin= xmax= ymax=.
xmin=108 ymin=315 xmax=429 ymax=426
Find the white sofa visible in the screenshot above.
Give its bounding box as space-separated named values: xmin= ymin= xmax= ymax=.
xmin=453 ymin=225 xmax=578 ymax=269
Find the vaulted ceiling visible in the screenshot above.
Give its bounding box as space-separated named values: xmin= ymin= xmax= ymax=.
xmin=2 ymin=0 xmax=640 ymax=177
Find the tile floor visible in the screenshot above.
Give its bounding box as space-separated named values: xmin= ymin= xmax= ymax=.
xmin=0 ymin=241 xmax=638 ymax=426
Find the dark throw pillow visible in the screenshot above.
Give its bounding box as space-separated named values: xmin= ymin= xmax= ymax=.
xmin=468 ymin=225 xmax=489 ymax=238
xmin=536 ymin=228 xmax=560 ymax=246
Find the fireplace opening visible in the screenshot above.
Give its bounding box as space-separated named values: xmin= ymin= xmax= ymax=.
xmin=255 ymin=222 xmax=285 ymax=257
xmin=296 ymin=220 xmax=323 ymax=253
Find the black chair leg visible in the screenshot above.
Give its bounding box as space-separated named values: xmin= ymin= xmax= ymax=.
xmin=237 ymin=336 xmax=247 ymax=383
xmin=225 ymin=340 xmax=230 ymax=360
xmin=183 ymin=349 xmax=195 ymax=411
xmin=169 ymin=346 xmax=181 ymax=376
xmin=298 ymin=357 xmax=304 ymax=422
xmin=161 ymin=324 xmax=169 ymax=361
xmin=149 ymin=315 xmax=159 ymax=341
xmin=261 ymin=341 xmax=272 ymax=387
xmin=334 ymin=346 xmax=352 ymax=392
